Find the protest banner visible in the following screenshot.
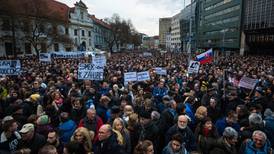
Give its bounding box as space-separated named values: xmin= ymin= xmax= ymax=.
xmin=39 ymin=53 xmax=51 ymax=62
xmin=124 ymin=72 xmax=137 ymax=85
xmin=239 ymin=76 xmax=257 ymax=89
xmin=188 ymin=60 xmax=200 ymax=74
xmin=143 ymin=52 xmax=152 ymax=57
xmin=92 ymin=55 xmax=106 ymax=67
xmin=154 ymin=67 xmax=167 ymax=75
xmin=51 ymin=51 xmax=85 ymax=59
xmin=0 ymin=60 xmax=21 ymax=75
xmin=78 ymin=63 xmax=104 ymax=80
xmin=137 ymin=71 xmax=150 ymax=81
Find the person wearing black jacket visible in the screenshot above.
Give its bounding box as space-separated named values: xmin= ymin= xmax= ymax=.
xmin=17 ymin=123 xmax=46 ymax=154
xmin=165 ymin=115 xmax=197 ymax=152
xmin=94 ymin=124 xmax=125 ymax=154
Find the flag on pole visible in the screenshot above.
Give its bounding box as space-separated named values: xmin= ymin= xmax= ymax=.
xmin=196 ymin=48 xmax=213 ymax=64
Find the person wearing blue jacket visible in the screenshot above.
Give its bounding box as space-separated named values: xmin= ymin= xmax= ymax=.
xmin=58 ymin=112 xmax=76 ymax=144
xmin=215 ymin=110 xmax=240 ymax=136
xmin=239 ymin=130 xmax=273 ymax=154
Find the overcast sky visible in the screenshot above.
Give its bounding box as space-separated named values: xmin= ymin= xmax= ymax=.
xmin=56 ymin=0 xmax=191 ymax=36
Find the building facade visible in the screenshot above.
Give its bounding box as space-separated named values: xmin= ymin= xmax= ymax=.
xmin=165 ymin=32 xmax=171 ymax=51
xmin=241 ymin=0 xmax=274 ymax=55
xmin=69 ymin=1 xmax=94 ymax=51
xmin=171 ymin=12 xmax=183 ymax=52
xmin=197 ymin=0 xmax=242 ymax=54
xmin=180 ymin=1 xmax=196 ymax=52
xmin=0 ymin=0 xmax=74 ymax=56
xmin=90 ymin=15 xmax=112 ymax=51
xmin=159 ymin=18 xmax=171 ymax=49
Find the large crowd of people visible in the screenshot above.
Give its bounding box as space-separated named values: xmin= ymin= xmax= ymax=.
xmin=0 ymin=51 xmax=273 ymax=154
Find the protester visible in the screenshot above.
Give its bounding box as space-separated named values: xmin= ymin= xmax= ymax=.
xmin=162 ymin=133 xmax=188 ymax=154
xmin=239 ymin=130 xmax=273 ymax=154
xmin=0 ymin=116 xmax=21 ymax=153
xmin=94 ymin=124 xmax=125 ymax=154
xmin=17 ymin=123 xmax=46 ymax=154
xmin=0 ymin=52 xmax=273 ymax=154
xmin=134 ymin=140 xmax=154 ymax=154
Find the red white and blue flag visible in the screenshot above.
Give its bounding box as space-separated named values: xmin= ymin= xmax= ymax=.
xmin=196 ymin=48 xmax=213 ymax=64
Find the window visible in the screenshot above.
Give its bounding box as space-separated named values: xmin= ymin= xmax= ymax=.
xmin=5 ymin=42 xmax=13 ymax=55
xmin=2 ymin=19 xmax=11 ymax=30
xmin=39 ymin=24 xmax=45 ymax=33
xmin=25 ymin=43 xmax=31 ymax=54
xmin=65 ymin=28 xmax=69 ymax=35
xmin=82 ymin=30 xmax=85 ymax=36
xmin=88 ymin=31 xmax=91 ymax=37
xmin=81 ymin=12 xmax=84 ymax=20
xmin=41 ymin=43 xmax=47 ymax=53
xmin=23 ymin=21 xmax=30 ymax=32
xmin=74 ymin=29 xmax=77 ymax=36
xmin=54 ymin=43 xmax=59 ymax=51
xmin=89 ymin=39 xmax=92 ymax=46
xmin=75 ymin=38 xmax=78 ymax=44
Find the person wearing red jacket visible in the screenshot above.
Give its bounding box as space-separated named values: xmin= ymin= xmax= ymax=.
xmin=78 ymin=108 xmax=103 ymax=143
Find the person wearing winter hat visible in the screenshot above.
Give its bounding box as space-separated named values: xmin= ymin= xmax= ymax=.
xmin=36 ymin=115 xmax=54 ymax=138
xmin=18 ymin=123 xmax=46 ymax=154
xmin=139 ymin=109 xmax=159 ymax=153
xmin=0 ymin=116 xmax=21 ymax=153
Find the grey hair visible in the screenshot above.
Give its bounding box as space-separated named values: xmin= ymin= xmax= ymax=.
xmin=252 ymin=130 xmax=267 ymax=142
xmin=249 ymin=113 xmax=263 ymax=126
xmin=223 ymin=127 xmax=238 ymax=139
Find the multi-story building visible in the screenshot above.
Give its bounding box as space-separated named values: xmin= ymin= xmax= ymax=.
xmin=241 ymin=0 xmax=274 ymax=55
xmin=69 ymin=1 xmax=94 ymax=51
xmin=0 ymin=0 xmax=117 ymax=56
xmin=90 ymin=15 xmax=112 ymax=51
xmin=165 ymin=32 xmax=171 ymax=51
xmin=171 ymin=12 xmax=183 ymax=52
xmin=180 ymin=1 xmax=196 ymax=52
xmin=142 ymin=36 xmax=159 ymax=49
xmin=159 ymin=18 xmax=171 ymax=49
xmin=0 ymin=0 xmax=73 ymax=56
xmin=197 ymin=0 xmax=242 ymax=54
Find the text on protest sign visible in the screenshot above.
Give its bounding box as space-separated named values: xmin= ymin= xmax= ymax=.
xmin=124 ymin=72 xmax=137 ymax=82
xmin=188 ymin=60 xmax=200 ymax=74
xmin=154 ymin=67 xmax=167 ymax=75
xmin=78 ymin=63 xmax=104 ymax=81
xmin=51 ymin=52 xmax=85 ymax=59
xmin=239 ymin=76 xmax=257 ymax=90
xmin=143 ymin=52 xmax=152 ymax=57
xmin=0 ymin=60 xmax=21 ymax=75
xmin=137 ymin=71 xmax=150 ymax=81
xmin=39 ymin=53 xmax=51 ymax=62
xmin=92 ymin=55 xmax=106 ymax=67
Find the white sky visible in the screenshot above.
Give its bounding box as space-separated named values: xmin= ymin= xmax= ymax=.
xmin=56 ymin=0 xmax=191 ymax=36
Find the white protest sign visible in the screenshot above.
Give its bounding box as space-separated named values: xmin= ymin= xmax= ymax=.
xmin=155 ymin=67 xmax=167 ymax=75
xmin=78 ymin=63 xmax=104 ymax=80
xmin=239 ymin=76 xmax=257 ymax=89
xmin=143 ymin=52 xmax=152 ymax=57
xmin=51 ymin=51 xmax=85 ymax=59
xmin=124 ymin=72 xmax=137 ymax=82
xmin=137 ymin=71 xmax=150 ymax=81
xmin=92 ymin=55 xmax=106 ymax=67
xmin=188 ymin=60 xmax=200 ymax=74
xmin=39 ymin=53 xmax=51 ymax=62
xmin=0 ymin=60 xmax=21 ymax=75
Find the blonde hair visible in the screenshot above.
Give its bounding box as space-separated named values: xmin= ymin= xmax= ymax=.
xmin=195 ymin=106 xmax=207 ymax=120
xmin=112 ymin=118 xmax=128 ymax=145
xmin=113 ymin=129 xmax=124 ymax=145
xmin=71 ymin=127 xmax=93 ymax=152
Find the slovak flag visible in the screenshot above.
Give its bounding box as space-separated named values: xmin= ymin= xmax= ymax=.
xmin=196 ymin=48 xmax=213 ymax=64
